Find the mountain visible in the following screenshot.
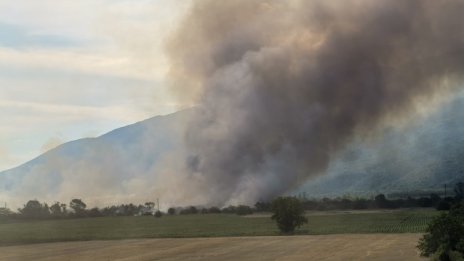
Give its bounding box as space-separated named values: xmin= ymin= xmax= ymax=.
xmin=0 ymin=109 xmax=192 ymax=207
xmin=300 ymin=95 xmax=464 ymax=197
xmin=2 ymin=95 xmax=464 ymax=207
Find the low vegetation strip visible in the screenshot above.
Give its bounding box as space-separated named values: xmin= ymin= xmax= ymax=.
xmin=0 ymin=209 xmax=438 ymax=246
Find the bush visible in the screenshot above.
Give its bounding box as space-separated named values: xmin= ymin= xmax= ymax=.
xmin=271 ymin=197 xmax=308 ymax=233
xmin=436 ymin=200 xmax=451 ymax=211
xmin=88 ymin=208 xmax=102 ymax=217
xmin=188 ymin=206 xmax=198 ymax=214
xmin=236 ymin=205 xmax=253 ymax=216
xmin=221 ymin=206 xmax=237 ymax=214
xmin=18 ymin=200 xmax=50 ymax=219
xmin=208 ymin=207 xmax=221 ymax=214
xmin=418 ymin=203 xmax=464 ymax=260
xmin=167 ymin=208 xmax=176 ymax=215
xmin=353 ymin=199 xmax=368 ymax=209
xmin=179 ymin=206 xmax=198 ymax=215
xmin=255 ymin=201 xmax=271 ymax=212
xmin=0 ymin=207 xmax=13 ymax=217
xmin=154 ymin=211 xmax=163 ymax=218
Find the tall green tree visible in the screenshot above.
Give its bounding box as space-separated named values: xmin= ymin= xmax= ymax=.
xmin=18 ymin=200 xmax=50 ymax=219
xmin=271 ymin=197 xmax=308 ymax=233
xmin=70 ymin=199 xmax=87 ymax=216
xmin=50 ymin=202 xmax=66 ymax=217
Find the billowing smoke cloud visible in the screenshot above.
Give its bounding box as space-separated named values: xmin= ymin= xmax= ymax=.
xmin=167 ymin=0 xmax=464 ymax=205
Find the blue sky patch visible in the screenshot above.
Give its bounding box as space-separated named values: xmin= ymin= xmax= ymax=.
xmin=0 ymin=22 xmax=79 ymax=49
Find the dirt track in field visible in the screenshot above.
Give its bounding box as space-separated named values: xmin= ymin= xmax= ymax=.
xmin=0 ymin=234 xmax=423 ymax=261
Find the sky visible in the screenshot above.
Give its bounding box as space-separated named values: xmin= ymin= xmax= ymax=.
xmin=0 ymin=0 xmax=191 ymax=171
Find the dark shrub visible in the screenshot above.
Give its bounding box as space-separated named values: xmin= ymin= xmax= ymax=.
xmin=271 ymin=197 xmax=308 ymax=233
xmin=208 ymin=207 xmax=221 ymax=214
xmin=436 ymin=200 xmax=451 ymax=211
xmin=418 ymin=203 xmax=464 ymax=260
xmin=236 ymin=205 xmax=253 ymax=216
xmin=167 ymin=208 xmax=176 ymax=215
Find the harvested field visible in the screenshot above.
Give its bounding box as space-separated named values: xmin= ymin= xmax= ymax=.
xmin=0 ymin=234 xmax=423 ymax=261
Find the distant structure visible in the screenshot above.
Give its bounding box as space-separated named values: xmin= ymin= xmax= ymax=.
xmin=0 ymin=202 xmax=9 ymax=216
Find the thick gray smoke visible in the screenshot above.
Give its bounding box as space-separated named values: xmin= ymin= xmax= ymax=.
xmin=167 ymin=0 xmax=464 ymax=205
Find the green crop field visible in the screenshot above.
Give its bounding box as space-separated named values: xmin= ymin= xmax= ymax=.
xmin=0 ymin=209 xmax=439 ymax=246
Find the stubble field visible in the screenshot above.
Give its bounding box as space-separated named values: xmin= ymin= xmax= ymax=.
xmin=0 ymin=234 xmax=423 ymax=260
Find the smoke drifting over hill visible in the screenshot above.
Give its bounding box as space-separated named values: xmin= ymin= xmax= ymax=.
xmin=168 ymin=0 xmax=464 ymax=205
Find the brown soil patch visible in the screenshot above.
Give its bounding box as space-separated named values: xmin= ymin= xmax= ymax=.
xmin=0 ymin=234 xmax=424 ymax=261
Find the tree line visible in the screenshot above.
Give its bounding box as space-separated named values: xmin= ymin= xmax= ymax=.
xmin=258 ymin=182 xmax=464 ymax=212
xmin=1 ymin=182 xmax=462 ymax=220
xmin=0 ymin=199 xmax=256 ymax=219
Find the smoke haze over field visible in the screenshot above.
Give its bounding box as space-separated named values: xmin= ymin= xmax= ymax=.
xmin=167 ymin=0 xmax=464 ymax=205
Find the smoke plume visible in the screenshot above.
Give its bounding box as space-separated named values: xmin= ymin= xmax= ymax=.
xmin=166 ymin=0 xmax=464 ymax=205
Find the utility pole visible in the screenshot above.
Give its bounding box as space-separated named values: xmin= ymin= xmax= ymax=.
xmin=444 ymin=184 xmax=447 ymax=197
xmin=157 ymin=198 xmax=160 ymax=212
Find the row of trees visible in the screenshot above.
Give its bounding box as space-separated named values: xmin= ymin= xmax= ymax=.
xmin=1 ymin=195 xmax=454 ymax=220
xmin=16 ymin=199 xmax=87 ymax=219
xmin=8 ymin=199 xmax=157 ymax=219
xmin=257 ymin=182 xmax=464 ymax=212
xmin=271 ymin=183 xmax=464 ymax=238
xmin=3 ymin=182 xmax=462 ymax=220
xmin=169 ymin=205 xmax=254 ymax=216
xmin=1 ymin=199 xmax=255 ymax=219
xmin=255 ymin=193 xmax=452 ymax=212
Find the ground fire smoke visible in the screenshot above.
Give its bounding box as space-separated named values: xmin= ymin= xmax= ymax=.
xmin=167 ymin=0 xmax=464 ymax=205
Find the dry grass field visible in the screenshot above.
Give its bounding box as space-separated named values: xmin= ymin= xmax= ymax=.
xmin=0 ymin=234 xmax=423 ymax=261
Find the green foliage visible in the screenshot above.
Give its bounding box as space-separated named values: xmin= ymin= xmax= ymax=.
xmin=154 ymin=211 xmax=163 ymax=218
xmin=418 ymin=203 xmax=464 ymax=260
xmin=255 ymin=201 xmax=271 ymax=212
xmin=88 ymin=208 xmax=102 ymax=217
xmin=49 ymin=202 xmax=67 ymax=217
xmin=167 ymin=208 xmax=176 ymax=215
xmin=221 ymin=205 xmax=237 ymax=214
xmin=0 ymin=207 xmax=13 ymax=217
xmin=375 ymin=194 xmax=392 ymax=208
xmin=69 ymin=199 xmax=86 ymax=216
xmin=437 ymin=200 xmax=452 ymax=211
xmin=18 ymin=200 xmax=50 ymax=219
xmin=179 ymin=206 xmax=198 ymax=215
xmin=208 ymin=207 xmax=221 ymax=214
xmin=271 ymin=197 xmax=308 ymax=233
xmin=235 ymin=205 xmax=253 ymax=216
xmin=145 ymin=202 xmax=155 ymax=209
